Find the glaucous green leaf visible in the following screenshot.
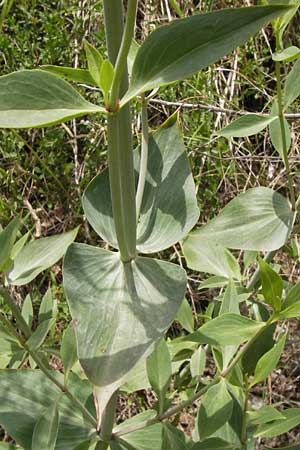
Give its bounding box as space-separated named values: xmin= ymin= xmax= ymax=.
xmin=114 ymin=410 xmax=157 ymax=435
xmin=83 ymin=119 xmax=199 ymax=254
xmin=277 ymin=0 xmax=300 ymax=49
xmin=188 ymin=314 xmax=265 ymax=346
xmin=242 ymin=323 xmax=276 ymax=375
xmin=269 ymin=101 xmax=291 ymax=159
xmin=284 ymin=284 xmax=300 ymax=308
xmin=248 ymin=405 xmax=284 ymax=425
xmin=199 ymin=276 xmax=228 ymax=290
xmin=0 ymin=70 xmax=105 ymax=128
xmin=121 ymin=5 xmax=291 ymax=103
xmin=39 ymin=288 xmax=56 ymax=322
xmin=254 ymin=408 xmax=300 ymax=438
xmin=279 ymin=301 xmax=300 ymax=319
xmin=191 ymin=438 xmax=235 ymax=450
xmin=100 ymin=60 xmax=114 ymax=104
xmin=32 ymin=402 xmax=59 ymax=450
xmin=218 ymin=115 xmax=276 ymax=138
xmin=119 ymin=423 xmax=163 ymax=450
xmin=250 ymin=333 xmax=287 ymax=387
xmin=190 ymin=345 xmax=206 ymax=378
xmin=283 ymin=58 xmax=300 ymax=108
xmin=21 ymin=294 xmax=33 ymax=329
xmin=175 ymin=298 xmax=194 ymax=333
xmin=8 ymin=228 xmax=78 ymax=285
xmin=162 ymin=423 xmax=187 ymax=450
xmin=189 ymin=187 xmax=295 ymax=251
xmin=182 ymin=235 xmax=241 ymax=279
xmin=25 ymin=318 xmax=55 ymax=352
xmin=198 ymin=380 xmax=233 ymax=440
xmin=40 ymin=66 xmax=97 ymax=86
xmin=259 ymin=258 xmax=283 ymax=311
xmin=0 ymin=218 xmax=20 ymax=271
xmin=84 ymin=40 xmax=103 ymax=87
xmin=61 ymin=325 xmax=78 ymax=384
xmin=11 ymin=231 xmax=30 ymax=260
xmin=63 ymin=243 xmax=186 ymax=412
xmin=273 ymin=46 xmax=300 ymax=62
xmin=121 ymin=359 xmax=150 ymax=393
xmin=128 ymin=40 xmax=140 ymax=76
xmin=0 ymin=370 xmax=96 ymax=450
xmin=147 ymin=339 xmax=171 ymax=413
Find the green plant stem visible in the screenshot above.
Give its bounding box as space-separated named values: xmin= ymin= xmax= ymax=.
xmin=0 ymin=310 xmax=97 ymax=428
xmin=104 ymin=0 xmax=137 ymax=262
xmin=0 ymin=288 xmax=31 ymax=339
xmin=136 ymin=97 xmax=149 ymax=221
xmin=99 ymin=390 xmax=118 ymax=442
xmin=275 ymin=31 xmax=296 ymax=210
xmin=109 ymin=0 xmax=138 ymax=110
xmin=113 ymin=380 xmax=218 ymax=437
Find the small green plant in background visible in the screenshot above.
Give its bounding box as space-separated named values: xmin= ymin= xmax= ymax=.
xmin=0 ymin=1 xmax=300 ymax=450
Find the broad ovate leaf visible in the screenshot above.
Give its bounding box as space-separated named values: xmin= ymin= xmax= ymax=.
xmin=121 ymin=5 xmax=291 ymax=104
xmin=8 ymin=228 xmax=78 ymax=285
xmin=182 ymin=235 xmax=241 ymax=279
xmin=218 ymin=115 xmax=276 ymax=138
xmin=63 ymin=243 xmax=186 ymax=411
xmin=190 ymin=187 xmax=295 ymax=251
xmin=83 ymin=119 xmax=199 ymax=254
xmin=198 ymin=380 xmax=233 ymax=440
xmin=0 ymin=70 xmax=105 ymax=128
xmin=0 ymin=370 xmax=96 ymax=450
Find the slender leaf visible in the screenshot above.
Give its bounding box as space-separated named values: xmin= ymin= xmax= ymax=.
xmin=273 ymin=46 xmax=300 ymax=62
xmin=198 ymin=379 xmax=233 ymax=440
xmin=190 ymin=187 xmax=295 ymax=251
xmin=39 ymin=288 xmax=56 ymax=322
xmin=269 ymin=101 xmax=291 ymax=159
xmin=40 ymin=65 xmax=97 ymax=86
xmin=190 ymin=345 xmax=206 ymax=378
xmin=0 ymin=70 xmax=105 ymax=128
xmin=259 ymin=258 xmax=283 ymax=311
xmin=218 ymin=115 xmax=276 ymax=138
xmin=8 ymin=228 xmax=78 ymax=285
xmin=21 ymin=294 xmax=33 ymax=329
xmin=63 ymin=243 xmax=186 ymax=412
xmin=283 ymin=58 xmax=300 ymax=108
xmin=242 ymin=323 xmax=276 ymax=375
xmin=182 ymin=235 xmax=241 ymax=279
xmin=0 ymin=218 xmax=20 ymax=271
xmin=176 ymin=298 xmax=194 ymax=333
xmin=61 ymin=325 xmax=78 ymax=384
xmin=250 ymin=333 xmax=287 ymax=387
xmin=147 ymin=339 xmax=171 ymax=413
xmin=84 ymin=40 xmax=103 ymax=86
xmin=26 ymin=319 xmax=54 ymax=352
xmin=83 ymin=119 xmax=199 ymax=254
xmin=122 ymin=5 xmax=291 ymax=103
xmin=32 ymin=402 xmax=59 ymax=450
xmin=99 ymin=60 xmax=114 ymax=104
xmin=254 ymin=408 xmax=300 ymax=438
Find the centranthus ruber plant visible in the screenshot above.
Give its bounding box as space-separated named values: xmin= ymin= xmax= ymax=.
xmin=1 ymin=1 xmax=300 ymax=450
